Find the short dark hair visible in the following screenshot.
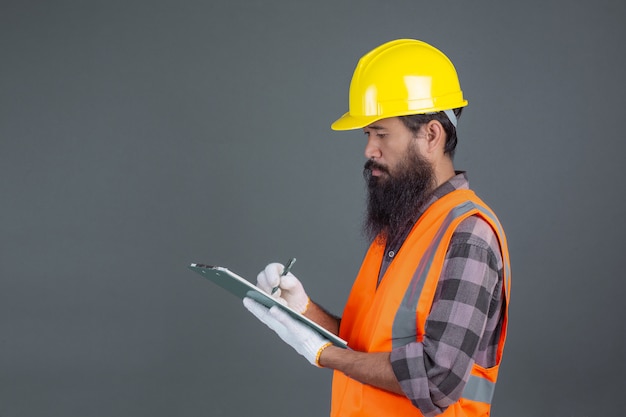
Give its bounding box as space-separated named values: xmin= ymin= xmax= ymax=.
xmin=399 ymin=108 xmax=464 ymax=159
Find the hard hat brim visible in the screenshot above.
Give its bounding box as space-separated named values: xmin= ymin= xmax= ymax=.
xmin=331 ymin=113 xmax=383 ymax=131
xmin=330 ymin=99 xmax=469 ymax=131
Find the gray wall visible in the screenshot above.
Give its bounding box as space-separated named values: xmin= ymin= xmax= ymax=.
xmin=2 ymin=1 xmax=625 ymax=416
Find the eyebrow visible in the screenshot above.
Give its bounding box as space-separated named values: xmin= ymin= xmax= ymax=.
xmin=364 ymin=125 xmax=387 ymax=130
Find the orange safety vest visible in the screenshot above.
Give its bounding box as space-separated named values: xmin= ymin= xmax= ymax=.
xmin=331 ymin=189 xmax=511 ymax=417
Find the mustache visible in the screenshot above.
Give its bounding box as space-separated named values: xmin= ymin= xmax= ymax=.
xmin=363 ymin=159 xmax=390 ymax=175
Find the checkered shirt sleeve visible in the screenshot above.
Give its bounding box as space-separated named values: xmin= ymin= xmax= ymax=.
xmin=389 ymin=215 xmax=505 ymax=416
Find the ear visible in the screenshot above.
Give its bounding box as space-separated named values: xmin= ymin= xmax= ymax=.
xmin=423 ymin=120 xmax=446 ymax=156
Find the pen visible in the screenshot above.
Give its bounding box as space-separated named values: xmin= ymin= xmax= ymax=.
xmin=271 ymin=257 xmax=296 ymax=295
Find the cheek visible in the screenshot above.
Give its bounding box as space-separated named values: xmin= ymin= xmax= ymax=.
xmin=417 ymin=139 xmax=434 ymax=159
xmin=387 ymin=145 xmax=412 ymax=167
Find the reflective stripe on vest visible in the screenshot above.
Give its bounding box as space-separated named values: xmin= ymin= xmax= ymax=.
xmin=462 ymin=374 xmax=496 ymax=404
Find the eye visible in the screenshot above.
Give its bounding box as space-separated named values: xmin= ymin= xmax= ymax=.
xmin=363 ymin=129 xmax=387 ymax=139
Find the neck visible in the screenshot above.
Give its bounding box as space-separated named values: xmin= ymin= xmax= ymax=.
xmin=433 ymin=156 xmax=456 ymax=188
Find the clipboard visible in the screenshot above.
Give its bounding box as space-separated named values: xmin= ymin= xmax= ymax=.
xmin=188 ymin=263 xmax=348 ymax=349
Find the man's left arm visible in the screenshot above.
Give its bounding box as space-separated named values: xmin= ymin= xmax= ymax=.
xmin=389 ymin=216 xmax=503 ymax=415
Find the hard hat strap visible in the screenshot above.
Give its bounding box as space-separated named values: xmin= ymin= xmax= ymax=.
xmin=425 ymin=109 xmax=458 ymax=128
xmin=443 ymin=109 xmax=458 ymax=128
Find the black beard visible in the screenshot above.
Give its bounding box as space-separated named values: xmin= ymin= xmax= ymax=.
xmin=363 ymin=150 xmax=436 ymax=245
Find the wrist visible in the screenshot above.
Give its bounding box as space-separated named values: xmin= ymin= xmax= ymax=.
xmin=314 ymin=342 xmax=333 ymax=368
xmin=317 ymin=344 xmax=343 ymax=368
xmin=300 ymin=297 xmax=311 ymax=314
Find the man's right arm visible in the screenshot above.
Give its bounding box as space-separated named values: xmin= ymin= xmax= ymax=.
xmin=304 ymin=301 xmax=341 ymax=335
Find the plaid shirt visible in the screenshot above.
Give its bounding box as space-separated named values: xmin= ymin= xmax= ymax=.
xmin=383 ymin=173 xmax=505 ymax=416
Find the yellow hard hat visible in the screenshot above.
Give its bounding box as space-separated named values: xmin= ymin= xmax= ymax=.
xmin=331 ymin=39 xmax=468 ymax=131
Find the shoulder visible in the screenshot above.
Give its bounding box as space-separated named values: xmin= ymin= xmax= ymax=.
xmin=448 ymin=214 xmax=503 ymax=269
xmin=452 ymin=214 xmax=498 ymax=247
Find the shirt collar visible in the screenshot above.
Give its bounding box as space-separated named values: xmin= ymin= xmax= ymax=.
xmin=420 ymin=171 xmax=469 ymax=215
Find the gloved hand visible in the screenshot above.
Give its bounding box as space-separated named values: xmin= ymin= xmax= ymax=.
xmin=243 ymin=298 xmax=332 ymax=367
xmin=256 ymin=263 xmax=310 ymax=314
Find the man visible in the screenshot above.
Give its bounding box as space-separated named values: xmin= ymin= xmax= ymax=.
xmin=243 ymin=39 xmax=511 ymax=416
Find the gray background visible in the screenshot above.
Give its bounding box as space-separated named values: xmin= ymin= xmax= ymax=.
xmin=1 ymin=0 xmax=625 ymax=416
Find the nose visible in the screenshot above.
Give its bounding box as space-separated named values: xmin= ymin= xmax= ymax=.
xmin=364 ymin=135 xmax=382 ymax=160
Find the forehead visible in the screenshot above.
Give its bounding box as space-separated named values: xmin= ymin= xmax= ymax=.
xmin=364 ymin=117 xmax=405 ymax=131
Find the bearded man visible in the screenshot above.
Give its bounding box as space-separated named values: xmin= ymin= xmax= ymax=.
xmin=243 ymin=39 xmax=511 ymax=417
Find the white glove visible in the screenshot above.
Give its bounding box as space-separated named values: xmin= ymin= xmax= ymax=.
xmin=256 ymin=263 xmax=310 ymax=314
xmin=243 ymin=298 xmax=331 ymax=367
